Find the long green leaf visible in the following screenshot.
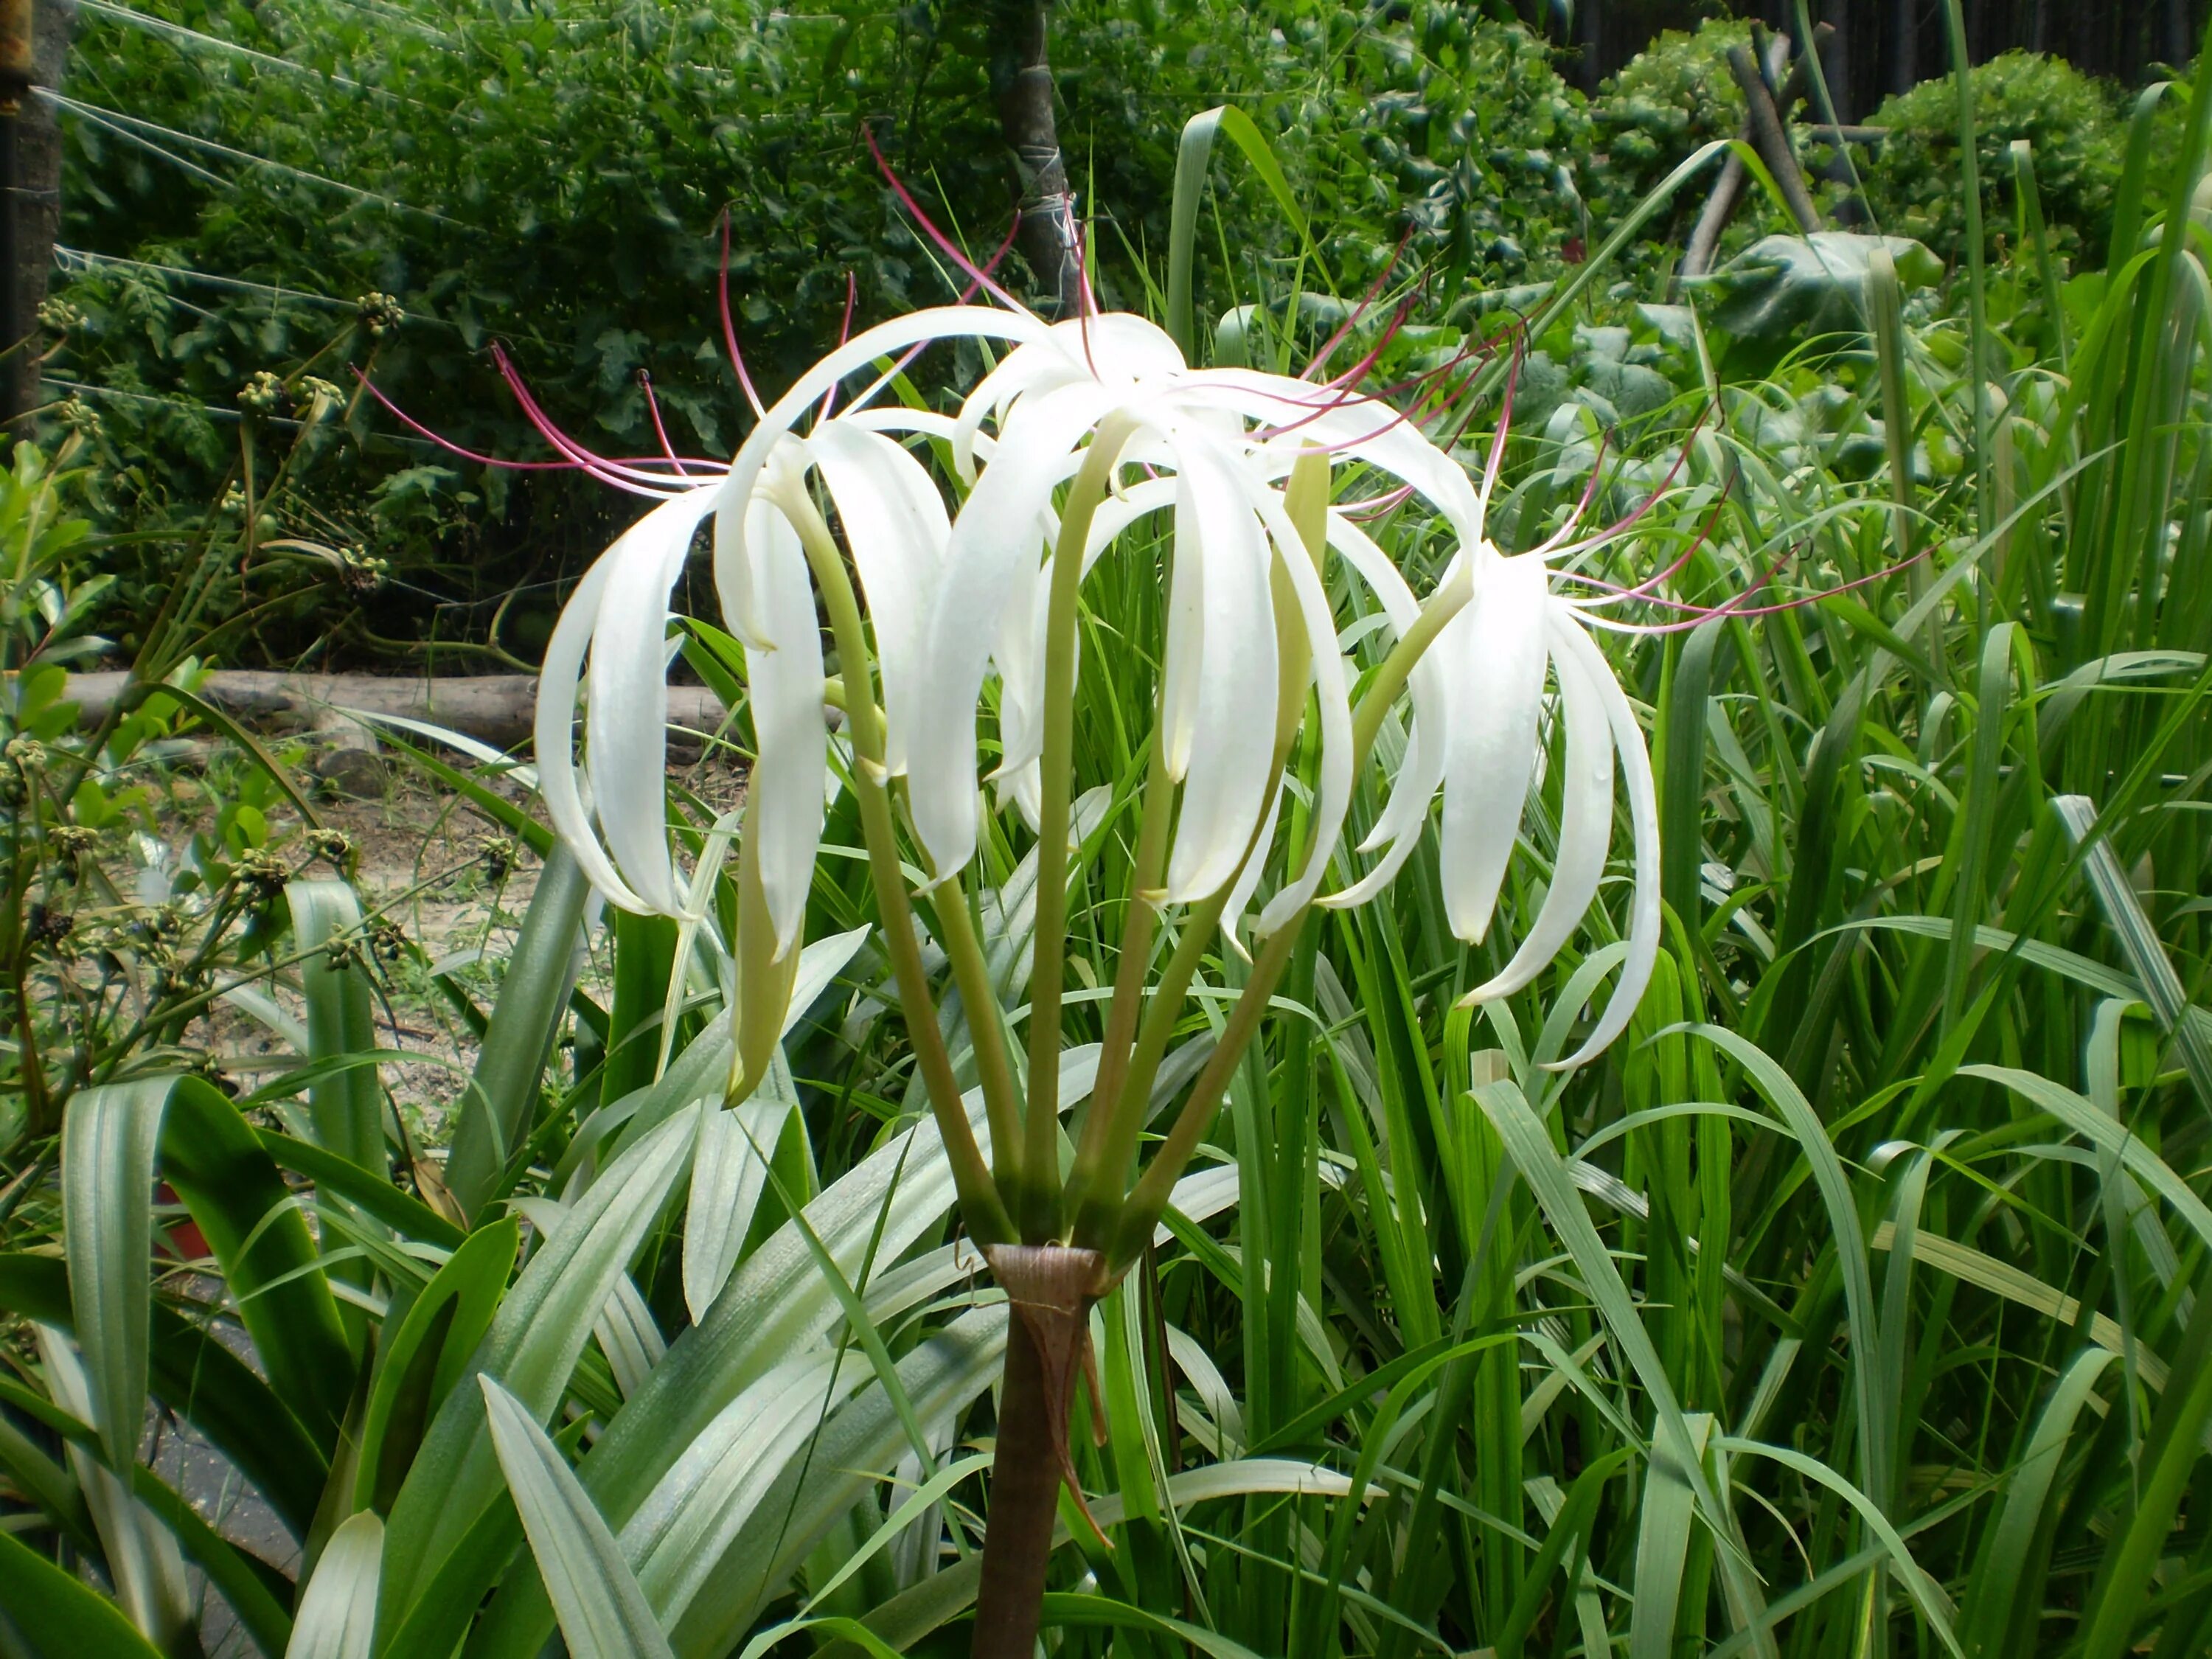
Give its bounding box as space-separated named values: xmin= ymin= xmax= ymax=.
xmin=286 ymin=1509 xmax=383 ymax=1659
xmin=0 ymin=1526 xmax=166 ymax=1658
xmin=445 ymin=843 xmax=593 ymax=1221
xmin=481 ymin=1377 xmax=677 ymax=1659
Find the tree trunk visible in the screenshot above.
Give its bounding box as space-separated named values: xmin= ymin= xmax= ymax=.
xmin=2160 ymin=0 xmax=2190 ymax=65
xmin=971 ymin=1244 xmax=1107 ymax=1659
xmin=1728 ymin=43 xmax=1823 ymax=234
xmin=4 ymin=0 xmax=69 ymax=425
xmin=986 ymin=1 xmax=1082 ymax=319
xmin=1890 ymin=0 xmax=1917 ymax=94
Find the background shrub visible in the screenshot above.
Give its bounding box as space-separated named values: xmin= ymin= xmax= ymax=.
xmin=1862 ymin=49 xmax=2126 ymax=265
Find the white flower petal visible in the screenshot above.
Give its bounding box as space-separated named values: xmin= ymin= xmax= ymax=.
xmin=1175 ymin=370 xmax=1486 ymax=545
xmin=739 ymin=496 xmax=829 ymax=961
xmin=1242 ymin=475 xmax=1354 ymax=936
xmin=1218 ymin=776 xmax=1283 ymax=959
xmin=714 ymin=307 xmax=1054 ymax=641
xmin=583 ymin=488 xmax=719 ymax=917
xmin=1162 ymin=434 xmax=1278 ymax=905
xmin=1470 ymin=616 xmax=1613 ymax=1002
xmin=1439 ymin=551 xmax=1551 ymax=944
xmin=1318 ymin=515 xmax=1451 ymax=908
xmin=804 ymin=422 xmax=948 ymax=776
xmin=907 ymin=380 xmax=1119 ymax=883
xmin=534 ymin=549 xmax=647 ymax=913
xmin=1546 ymin=615 xmax=1661 ymax=1069
xmin=1158 ymin=475 xmax=1206 ymax=783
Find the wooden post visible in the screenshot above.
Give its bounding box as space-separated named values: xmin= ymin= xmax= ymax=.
xmin=0 ymin=0 xmax=29 ymax=431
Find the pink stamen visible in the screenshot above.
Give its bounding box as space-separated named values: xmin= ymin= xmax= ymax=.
xmin=717 ymin=209 xmax=768 ymax=420
xmin=353 ymin=369 xmax=580 ymax=471
xmin=1558 ymin=490 xmax=1733 ymax=608
xmin=491 ymin=344 xmax=695 ymax=496
xmin=1302 ymin=224 xmax=1417 ymax=382
xmin=1579 ymin=544 xmax=1930 ymax=635
xmin=638 ymin=369 xmax=694 ymax=477
xmin=1538 ymin=404 xmax=1715 ymax=562
xmin=1340 ymin=482 xmax=1417 ymax=521
xmin=844 ymin=215 xmax=1025 ymax=417
xmin=819 ymin=272 xmax=860 ymax=420
xmin=863 ymin=122 xmax=1026 ymax=313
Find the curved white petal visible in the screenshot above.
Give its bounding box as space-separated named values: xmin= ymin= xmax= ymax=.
xmin=534 ymin=550 xmax=647 ymax=912
xmin=1158 ymin=476 xmax=1206 ymax=783
xmin=1544 ymin=615 xmax=1660 ymax=1069
xmin=583 ymin=488 xmax=720 ymax=917
xmin=1318 ymin=514 xmax=1452 ymax=910
xmin=1242 ymin=475 xmax=1354 ymax=936
xmin=804 ymin=422 xmax=948 ymax=776
xmin=1470 ymin=618 xmax=1613 ymax=1002
xmin=740 ymin=496 xmax=829 ymax=960
xmin=1162 ymin=434 xmax=1278 ymax=905
xmin=1219 ymin=776 xmax=1283 ymax=959
xmin=714 ymin=306 xmax=1055 ymax=640
xmin=907 ymin=379 xmax=1119 ymax=883
xmin=1439 ymin=551 xmax=1551 ymax=944
xmin=1175 ymin=370 xmax=1486 ymax=546
xmin=1084 ymin=477 xmax=1177 ymax=574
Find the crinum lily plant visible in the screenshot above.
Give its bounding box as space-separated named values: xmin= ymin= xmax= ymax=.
xmin=530 ymin=291 xmax=1660 ymax=1655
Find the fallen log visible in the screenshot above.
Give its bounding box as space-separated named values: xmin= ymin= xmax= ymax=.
xmin=57 ymin=670 xmax=736 ymax=795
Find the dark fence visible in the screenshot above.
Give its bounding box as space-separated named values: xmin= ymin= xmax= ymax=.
xmin=1556 ymin=1 xmax=2207 ymax=116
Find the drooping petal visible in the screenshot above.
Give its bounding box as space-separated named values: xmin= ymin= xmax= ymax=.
xmin=907 ymin=379 xmax=1119 ymax=883
xmin=1219 ymin=775 xmax=1284 ymax=958
xmin=1158 ymin=475 xmax=1206 ymax=782
xmin=1545 ymin=614 xmax=1660 ymax=1070
xmin=714 ymin=307 xmax=1054 ymax=641
xmin=534 ymin=540 xmax=644 ymax=911
xmin=1161 ymin=433 xmax=1278 ymax=905
xmin=804 ymin=421 xmax=948 ymax=775
xmin=1318 ymin=514 xmax=1450 ymax=908
xmin=1439 ymin=551 xmax=1551 ymax=944
xmin=583 ymin=488 xmax=721 ymax=917
xmin=736 ymin=494 xmax=829 ymax=961
xmin=1468 ymin=618 xmax=1613 ymax=1002
xmin=1240 ymin=472 xmax=1354 ymax=937
xmin=1177 ymin=369 xmax=1486 ymax=546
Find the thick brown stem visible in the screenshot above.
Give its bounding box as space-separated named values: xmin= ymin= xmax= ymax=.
xmin=1728 ymin=44 xmax=1823 ymax=234
xmin=987 ymin=0 xmax=1082 ymax=319
xmin=973 ymin=1245 xmax=1107 ymax=1659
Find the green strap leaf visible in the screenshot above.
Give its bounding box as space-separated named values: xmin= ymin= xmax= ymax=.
xmin=481 ymin=1377 xmax=676 ymax=1659
xmin=0 ymin=1526 xmax=166 ymax=1658
xmin=286 ymin=1509 xmax=383 ymax=1659
xmin=358 ymin=1220 xmax=518 ymax=1514
xmin=0 ymin=1252 xmax=329 ymax=1536
xmin=285 ymin=880 xmax=389 ymax=1177
xmin=62 ymin=1076 xmax=167 ymax=1472
xmin=1166 ymin=104 xmax=1312 ymax=363
xmin=379 ymin=1106 xmax=699 ymax=1626
xmin=445 ymin=843 xmax=592 ymax=1222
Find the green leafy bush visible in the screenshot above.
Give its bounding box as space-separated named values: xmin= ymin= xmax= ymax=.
xmin=1863 ymin=49 xmax=2125 ymax=265
xmin=1585 ymin=17 xmax=1752 ymax=234
xmin=50 ymin=0 xmax=1607 ymax=660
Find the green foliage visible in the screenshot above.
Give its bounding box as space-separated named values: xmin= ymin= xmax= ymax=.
xmin=10 ymin=16 xmax=2212 ymax=1659
xmin=52 ymin=0 xmax=1607 ymax=654
xmin=1585 ymin=18 xmax=1753 ymax=234
xmin=1865 ymin=49 xmax=2126 ymax=265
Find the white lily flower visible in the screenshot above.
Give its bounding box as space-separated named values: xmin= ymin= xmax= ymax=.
xmin=708 ymin=307 xmax=1487 ymax=945
xmin=526 ymin=290 xmax=1658 ymax=1067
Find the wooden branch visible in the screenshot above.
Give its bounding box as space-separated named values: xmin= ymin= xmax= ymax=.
xmin=1681 ymin=33 xmax=1793 ymax=283
xmin=1726 ymin=43 xmax=1823 ymax=235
